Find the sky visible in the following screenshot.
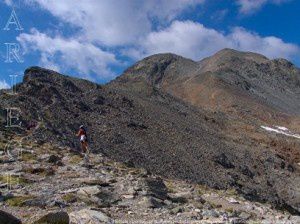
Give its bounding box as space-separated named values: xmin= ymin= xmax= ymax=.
xmin=0 ymin=0 xmax=299 ymax=88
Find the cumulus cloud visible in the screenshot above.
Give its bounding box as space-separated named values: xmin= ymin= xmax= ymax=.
xmin=229 ymin=27 xmax=299 ymax=59
xmin=17 ymin=28 xmax=118 ymax=80
xmin=0 ymin=80 xmax=10 ymax=89
xmin=130 ymin=20 xmax=299 ymax=61
xmin=237 ymin=0 xmax=291 ymax=14
xmin=24 ymin=0 xmax=204 ymax=46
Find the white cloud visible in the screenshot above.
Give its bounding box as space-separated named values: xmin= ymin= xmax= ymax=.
xmin=0 ymin=80 xmax=10 ymax=89
xmin=237 ymin=0 xmax=291 ymax=14
xmin=229 ymin=27 xmax=299 ymax=59
xmin=130 ymin=20 xmax=299 ymax=61
xmin=17 ymin=28 xmax=118 ymax=80
xmin=24 ymin=0 xmax=204 ymax=46
xmin=140 ymin=21 xmax=231 ymax=60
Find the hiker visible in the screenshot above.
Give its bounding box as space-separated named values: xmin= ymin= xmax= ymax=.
xmin=76 ymin=125 xmax=89 ymax=154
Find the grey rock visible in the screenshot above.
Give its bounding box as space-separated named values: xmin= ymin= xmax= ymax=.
xmin=239 ymin=211 xmax=252 ymax=220
xmin=202 ymin=209 xmax=219 ymax=218
xmin=170 ymin=206 xmax=183 ymax=214
xmin=69 ymin=209 xmax=113 ymax=224
xmin=139 ymin=196 xmax=164 ymax=209
xmin=231 ymin=218 xmax=247 ymax=224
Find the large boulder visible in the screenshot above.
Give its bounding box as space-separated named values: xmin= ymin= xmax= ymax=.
xmin=69 ymin=209 xmax=113 ymax=224
xmin=33 ymin=211 xmax=69 ymax=224
xmin=0 ymin=210 xmax=22 ymax=224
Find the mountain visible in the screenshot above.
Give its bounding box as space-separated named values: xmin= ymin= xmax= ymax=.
xmin=1 ymin=49 xmax=300 ymax=215
xmin=117 ymin=49 xmax=300 ymax=122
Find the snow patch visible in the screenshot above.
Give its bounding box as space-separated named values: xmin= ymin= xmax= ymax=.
xmin=261 ymin=125 xmax=300 ymax=139
xmin=275 ymin=126 xmax=289 ymax=131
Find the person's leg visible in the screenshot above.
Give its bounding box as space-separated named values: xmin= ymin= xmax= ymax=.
xmin=81 ymin=142 xmax=86 ymax=153
xmin=84 ymin=142 xmax=89 ymax=153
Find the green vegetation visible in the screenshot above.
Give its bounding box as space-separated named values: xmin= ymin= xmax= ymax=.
xmin=20 ymin=151 xmax=37 ymax=162
xmin=62 ymin=193 xmax=77 ymax=203
xmin=5 ymin=195 xmax=34 ymax=207
xmin=0 ymin=174 xmax=30 ymax=186
xmin=164 ymin=180 xmax=177 ymax=193
xmin=69 ymin=155 xmax=82 ymax=164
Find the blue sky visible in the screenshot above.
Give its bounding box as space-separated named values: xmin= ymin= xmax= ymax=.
xmin=0 ymin=0 xmax=299 ymax=88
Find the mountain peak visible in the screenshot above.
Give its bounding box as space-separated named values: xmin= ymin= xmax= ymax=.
xmin=23 ymin=66 xmax=62 ymax=83
xmin=203 ymin=48 xmax=269 ymax=64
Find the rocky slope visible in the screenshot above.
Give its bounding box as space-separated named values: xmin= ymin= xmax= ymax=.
xmin=1 ymin=136 xmax=300 ymax=223
xmin=0 ymin=49 xmax=300 ymax=219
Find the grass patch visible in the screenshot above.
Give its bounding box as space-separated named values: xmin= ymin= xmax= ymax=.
xmin=196 ymin=184 xmax=210 ymax=195
xmin=225 ymin=207 xmax=235 ymax=213
xmin=5 ymin=195 xmax=34 ymax=207
xmin=164 ymin=180 xmax=177 ymax=193
xmin=20 ymin=152 xmax=37 ymax=162
xmin=0 ymin=174 xmax=31 ymax=186
xmin=225 ymin=188 xmax=238 ymax=196
xmin=207 ymin=201 xmax=222 ymax=209
xmin=69 ymin=155 xmax=82 ymax=164
xmin=62 ymin=193 xmax=77 ymax=203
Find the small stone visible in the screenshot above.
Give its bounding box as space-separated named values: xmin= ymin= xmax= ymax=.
xmin=82 ymin=179 xmax=110 ymax=187
xmin=56 ymin=160 xmax=64 ymax=166
xmin=139 ymin=196 xmax=164 ymax=208
xmin=170 ymin=206 xmax=183 ymax=214
xmin=228 ymin=197 xmax=239 ymax=204
xmin=122 ymin=194 xmax=134 ymax=199
xmin=77 ymin=186 xmax=100 ymax=198
xmin=164 ymin=199 xmax=172 ymax=206
xmin=239 ymin=211 xmax=251 ymax=220
xmin=202 ymin=209 xmax=219 ymax=218
xmin=231 ymin=218 xmax=247 ymax=224
xmin=194 ymin=196 xmax=206 ymax=204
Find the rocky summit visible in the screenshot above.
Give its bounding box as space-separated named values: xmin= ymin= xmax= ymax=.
xmin=0 ymin=48 xmax=300 ymax=223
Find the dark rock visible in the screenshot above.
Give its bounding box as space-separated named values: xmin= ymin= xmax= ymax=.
xmin=287 ymin=164 xmax=295 ymax=172
xmin=215 ymin=153 xmax=235 ymax=169
xmin=144 ymin=177 xmax=168 ymax=200
xmin=231 ymin=218 xmax=247 ymax=224
xmin=0 ymin=210 xmax=22 ymax=224
xmin=48 ymin=155 xmax=60 ymax=164
xmin=34 ymin=211 xmax=69 ymax=224
xmin=94 ymin=96 xmax=105 ymax=105
xmin=127 ymin=122 xmax=147 ymax=130
xmin=241 ymin=166 xmax=254 ymax=179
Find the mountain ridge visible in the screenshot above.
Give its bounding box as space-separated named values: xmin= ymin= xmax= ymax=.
xmin=1 ymin=49 xmax=300 ymax=214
